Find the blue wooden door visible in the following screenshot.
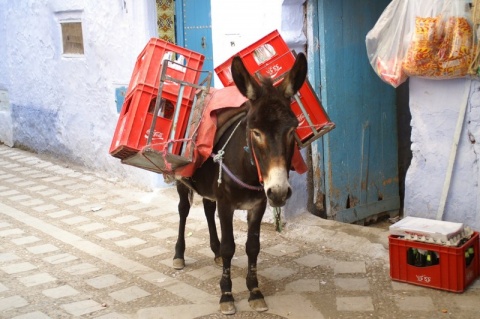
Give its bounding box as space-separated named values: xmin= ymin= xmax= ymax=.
xmin=313 ymin=0 xmax=400 ymax=223
xmin=175 ymin=0 xmax=213 ymax=85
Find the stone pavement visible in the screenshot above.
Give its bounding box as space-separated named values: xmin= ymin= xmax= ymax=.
xmin=0 ymin=144 xmax=480 ymax=319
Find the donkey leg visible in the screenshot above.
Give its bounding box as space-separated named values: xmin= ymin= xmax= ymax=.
xmin=173 ymin=182 xmax=192 ymax=270
xmin=203 ymin=198 xmax=222 ymax=266
xmin=246 ymin=203 xmax=268 ymax=312
xmin=218 ymin=207 xmax=236 ymax=315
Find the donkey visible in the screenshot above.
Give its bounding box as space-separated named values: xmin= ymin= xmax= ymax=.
xmin=173 ymin=52 xmax=308 ymax=315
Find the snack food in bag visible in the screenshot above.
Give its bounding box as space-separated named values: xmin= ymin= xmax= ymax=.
xmin=403 ymin=2 xmax=474 ymax=79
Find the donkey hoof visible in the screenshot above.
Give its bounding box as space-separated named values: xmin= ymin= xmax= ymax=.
xmin=172 ymin=258 xmax=185 ymax=270
xmin=249 ymin=298 xmax=268 ymax=312
xmin=220 ymin=301 xmax=236 ymax=315
xmin=214 ymin=256 xmax=223 ymax=267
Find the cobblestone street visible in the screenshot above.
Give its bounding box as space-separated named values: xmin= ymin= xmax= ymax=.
xmin=1 ymin=144 xmax=480 ymax=318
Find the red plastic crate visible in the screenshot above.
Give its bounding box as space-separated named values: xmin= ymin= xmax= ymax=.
xmin=389 ymin=232 xmax=480 ymax=292
xmin=109 ymin=84 xmax=191 ymax=159
xmin=238 ymin=30 xmax=290 ymax=77
xmin=215 ymin=56 xmax=235 ymax=87
xmin=255 ymin=51 xmax=333 ymax=144
xmin=126 ymin=38 xmax=205 ymax=106
xmin=215 ymin=33 xmax=334 ymax=146
xmin=255 ymin=49 xmax=297 ymax=80
xmin=291 ymin=82 xmax=333 ymax=144
xmin=215 ymin=30 xmax=290 ymax=87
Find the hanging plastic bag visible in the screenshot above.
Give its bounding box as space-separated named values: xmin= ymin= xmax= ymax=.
xmin=468 ymin=0 xmax=480 ymax=75
xmin=367 ymin=0 xmax=475 ymax=87
xmin=403 ymin=0 xmax=474 ymax=79
xmin=366 ymin=0 xmax=413 ymax=88
xmin=437 ymin=1 xmax=474 ymax=78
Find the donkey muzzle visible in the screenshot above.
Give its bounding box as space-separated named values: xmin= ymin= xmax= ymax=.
xmin=264 ymin=167 xmax=292 ymax=207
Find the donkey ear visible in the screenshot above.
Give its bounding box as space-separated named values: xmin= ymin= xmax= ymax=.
xmin=231 ymin=56 xmax=262 ymax=100
xmin=278 ymin=52 xmax=308 ymax=98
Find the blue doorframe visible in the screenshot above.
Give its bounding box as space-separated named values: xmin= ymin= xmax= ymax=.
xmin=175 ymin=0 xmax=213 ymax=85
xmin=306 ymin=0 xmax=327 ymax=216
xmin=310 ymin=0 xmax=400 ymax=223
xmin=174 ymin=0 xmax=185 ymax=45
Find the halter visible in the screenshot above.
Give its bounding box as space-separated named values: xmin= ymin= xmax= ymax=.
xmin=248 ymin=132 xmax=263 ymax=183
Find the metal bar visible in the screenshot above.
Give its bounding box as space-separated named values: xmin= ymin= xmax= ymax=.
xmin=163 ymin=76 xmax=210 ymax=93
xmin=147 ymin=60 xmax=170 ymax=145
xmin=146 ymin=56 xmax=212 ymax=157
xmin=293 ymin=93 xmax=318 ymax=134
xmin=167 ymin=84 xmax=186 ymax=153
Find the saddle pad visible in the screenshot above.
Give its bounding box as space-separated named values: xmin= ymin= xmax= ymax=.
xmin=174 ymin=86 xmax=247 ymax=177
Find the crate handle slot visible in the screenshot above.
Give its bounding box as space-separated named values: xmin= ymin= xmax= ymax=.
xmin=253 ymin=44 xmax=276 ymax=65
xmin=407 ymin=248 xmax=440 ymax=267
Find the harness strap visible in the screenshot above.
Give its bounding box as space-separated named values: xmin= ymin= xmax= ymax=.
xmin=249 ymin=132 xmax=264 ymax=183
xmin=211 ymin=153 xmax=263 ymax=191
xmin=212 ymin=118 xmax=263 ymax=192
xmin=213 ymin=119 xmax=242 ymax=186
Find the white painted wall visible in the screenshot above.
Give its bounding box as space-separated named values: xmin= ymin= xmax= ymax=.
xmin=0 ymin=0 xmax=163 ymax=189
xmin=211 ymin=0 xmax=306 ymax=87
xmin=0 ymin=0 xmax=306 ymax=198
xmin=405 ymin=77 xmax=480 ymax=230
xmin=0 ymin=0 xmax=13 ymax=147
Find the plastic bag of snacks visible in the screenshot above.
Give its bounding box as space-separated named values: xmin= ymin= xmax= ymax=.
xmin=403 ymin=0 xmax=474 ymax=79
xmin=468 ymin=0 xmax=480 ymax=75
xmin=402 ymin=16 xmax=443 ymax=77
xmin=367 ymin=0 xmax=476 ymax=87
xmin=366 ymin=0 xmax=413 ymax=88
xmin=437 ymin=17 xmax=473 ymax=77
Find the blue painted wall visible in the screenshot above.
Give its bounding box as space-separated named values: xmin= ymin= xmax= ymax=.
xmin=115 ymin=86 xmax=127 ymax=113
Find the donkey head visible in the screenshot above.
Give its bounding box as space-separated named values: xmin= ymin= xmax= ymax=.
xmin=231 ymin=53 xmax=308 ymax=207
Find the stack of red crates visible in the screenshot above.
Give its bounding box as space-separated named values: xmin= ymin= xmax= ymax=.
xmin=214 ymin=30 xmax=333 ymax=146
xmin=110 ymin=38 xmax=205 ymax=160
xmin=389 ymin=232 xmax=480 ymax=292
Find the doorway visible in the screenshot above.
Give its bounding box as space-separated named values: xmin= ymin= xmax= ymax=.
xmin=175 ymin=0 xmax=214 ymax=85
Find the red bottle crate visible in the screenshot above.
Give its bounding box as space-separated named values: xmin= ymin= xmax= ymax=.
xmin=215 ymin=30 xmax=290 ymax=87
xmin=389 ymin=232 xmax=480 ymax=292
xmin=126 ymin=38 xmax=205 ymax=106
xmin=215 ymin=56 xmax=235 ymax=87
xmin=291 ymin=81 xmax=333 ymax=144
xmin=216 ymin=44 xmax=334 ymax=146
xmin=109 ymin=84 xmax=191 ymax=159
xmin=255 ymin=49 xmax=297 ymax=80
xmin=255 ymin=51 xmax=333 ymax=144
xmin=238 ymin=30 xmax=290 ymax=75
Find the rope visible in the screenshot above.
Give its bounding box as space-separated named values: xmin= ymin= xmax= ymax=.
xmin=211 ymin=155 xmax=264 ymax=191
xmin=212 ymin=150 xmax=225 ymax=185
xmin=212 ymin=119 xmax=242 ymax=185
xmin=145 ymin=136 xmax=193 ymax=173
xmin=211 ymin=119 xmax=263 ymax=192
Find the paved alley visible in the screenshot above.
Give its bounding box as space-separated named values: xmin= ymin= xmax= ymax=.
xmin=0 ymin=144 xmax=480 ymax=319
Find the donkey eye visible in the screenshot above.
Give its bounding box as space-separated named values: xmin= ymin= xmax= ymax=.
xmin=252 ymin=130 xmax=261 ymax=139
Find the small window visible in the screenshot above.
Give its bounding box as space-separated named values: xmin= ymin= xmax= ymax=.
xmin=61 ymin=22 xmax=84 ymax=54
